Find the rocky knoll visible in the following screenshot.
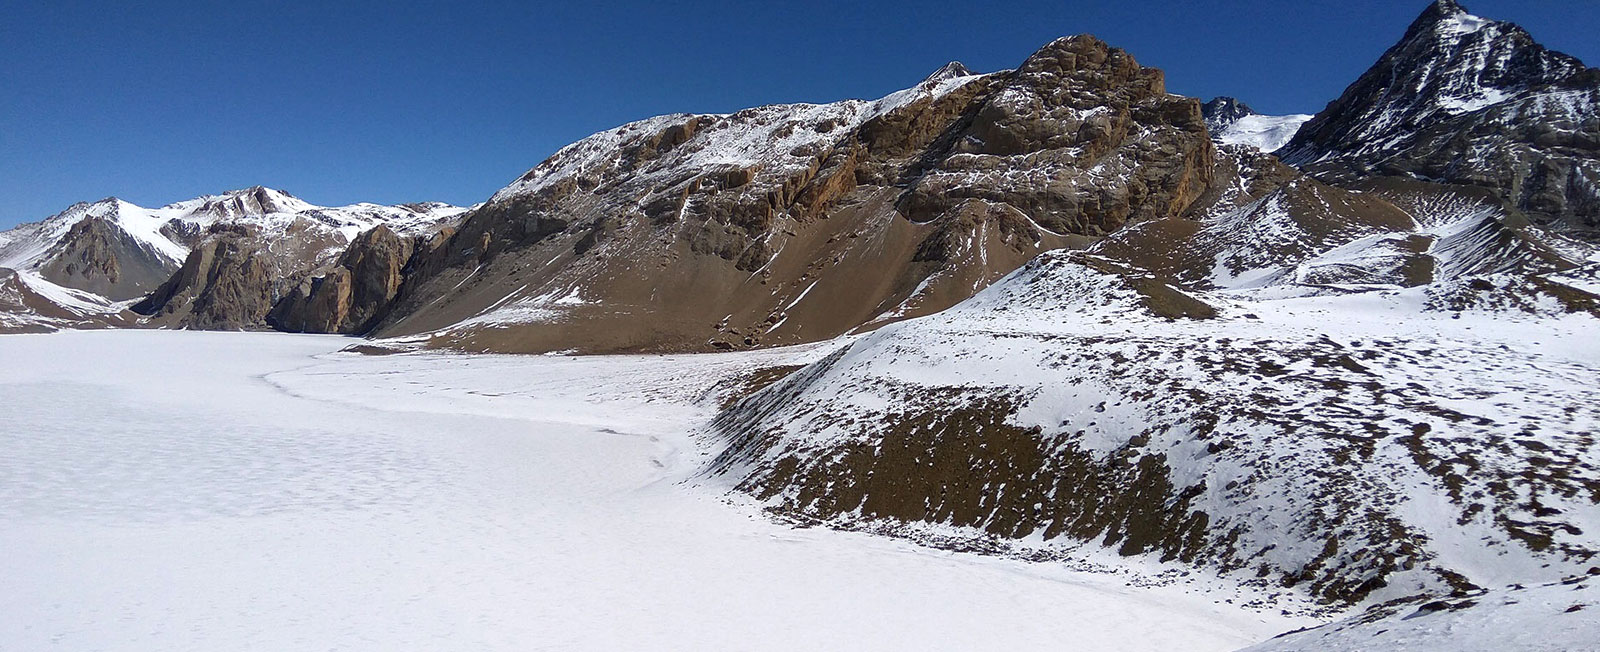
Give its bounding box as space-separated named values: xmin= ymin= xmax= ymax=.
xmin=1279 ymin=0 xmax=1600 ymax=238
xmin=370 ymin=35 xmax=1215 ymax=353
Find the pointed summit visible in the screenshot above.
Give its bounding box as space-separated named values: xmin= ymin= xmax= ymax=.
xmin=1279 ymin=0 xmax=1600 ymax=235
xmin=1202 ymin=97 xmax=1256 ymax=131
xmin=1425 ymin=0 xmax=1467 ymax=18
xmin=920 ymin=61 xmax=974 ymax=86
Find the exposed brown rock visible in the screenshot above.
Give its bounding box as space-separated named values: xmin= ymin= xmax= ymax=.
xmin=132 ymin=236 xmax=278 ymax=330
xmin=269 ymin=225 xmax=420 ymax=334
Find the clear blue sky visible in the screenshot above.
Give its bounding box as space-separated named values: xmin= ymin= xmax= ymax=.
xmin=3 ymin=1 xmax=1596 ymax=228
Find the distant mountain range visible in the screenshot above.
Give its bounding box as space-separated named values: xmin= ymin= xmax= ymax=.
xmin=5 ymin=3 xmax=1599 ymax=647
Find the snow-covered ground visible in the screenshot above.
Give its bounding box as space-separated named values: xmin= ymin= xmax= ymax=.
xmin=0 ymin=330 xmax=1308 ymax=651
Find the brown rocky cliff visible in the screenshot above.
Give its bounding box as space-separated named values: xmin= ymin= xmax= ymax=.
xmin=132 ymin=235 xmax=277 ymax=330
xmin=269 ymin=225 xmax=420 ymax=334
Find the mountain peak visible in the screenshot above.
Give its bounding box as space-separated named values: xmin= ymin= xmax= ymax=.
xmin=1202 ymin=97 xmax=1256 ymax=131
xmin=1403 ymin=0 xmax=1504 ymax=45
xmin=1427 ymin=0 xmax=1468 ymax=17
xmin=920 ymin=61 xmax=974 ymax=86
xmin=189 ymin=186 xmax=315 ymax=218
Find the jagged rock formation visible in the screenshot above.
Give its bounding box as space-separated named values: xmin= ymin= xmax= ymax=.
xmin=1280 ymin=0 xmax=1600 ymax=237
xmin=269 ymin=225 xmax=426 ymax=334
xmin=371 ymin=35 xmax=1216 ymax=353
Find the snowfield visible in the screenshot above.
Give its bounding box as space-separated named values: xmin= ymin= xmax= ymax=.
xmin=0 ymin=330 xmax=1307 ymax=651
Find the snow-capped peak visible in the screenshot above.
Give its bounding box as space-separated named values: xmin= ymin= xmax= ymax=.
xmin=1279 ymin=0 xmax=1594 ymax=167
xmin=1202 ymin=97 xmax=1311 ymax=153
xmin=921 ymin=61 xmax=974 ymax=86
xmin=1 ymin=189 xmax=470 ymax=279
xmin=161 ymin=186 xmax=318 ymax=220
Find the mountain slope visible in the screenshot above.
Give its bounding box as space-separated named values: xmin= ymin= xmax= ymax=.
xmin=0 ymin=199 xmax=192 ymax=300
xmin=1279 ymin=0 xmax=1600 ymax=237
xmin=0 ymin=268 xmax=137 ymax=333
xmin=369 ymin=35 xmax=1216 ymax=354
xmin=709 ymin=248 xmax=1600 ymax=606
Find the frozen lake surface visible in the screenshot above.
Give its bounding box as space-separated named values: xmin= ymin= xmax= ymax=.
xmin=0 ymin=331 xmax=1308 ymax=650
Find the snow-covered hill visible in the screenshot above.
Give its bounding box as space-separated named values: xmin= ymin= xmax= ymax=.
xmin=0 ymin=268 xmax=135 ymax=333
xmin=709 ymin=245 xmax=1600 ymax=607
xmin=1244 ymin=577 xmax=1599 ymax=652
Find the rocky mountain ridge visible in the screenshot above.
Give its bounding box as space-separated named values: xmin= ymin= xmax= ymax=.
xmin=0 ymin=187 xmax=469 ymax=333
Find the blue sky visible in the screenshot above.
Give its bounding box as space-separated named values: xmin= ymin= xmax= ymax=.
xmin=3 ymin=0 xmax=1596 ymax=228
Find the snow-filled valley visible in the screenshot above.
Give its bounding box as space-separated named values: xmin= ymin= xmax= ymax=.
xmin=0 ymin=330 xmax=1310 ymax=651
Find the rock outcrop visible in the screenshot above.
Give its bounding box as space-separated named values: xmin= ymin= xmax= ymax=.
xmin=268 ymin=225 xmax=424 ymax=334
xmin=132 ymin=234 xmax=279 ymax=330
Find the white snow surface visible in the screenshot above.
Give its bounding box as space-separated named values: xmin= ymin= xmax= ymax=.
xmin=1243 ymin=579 xmax=1600 ymax=652
xmin=0 ymin=330 xmax=1307 ymax=651
xmin=1213 ymin=113 xmax=1312 ymax=152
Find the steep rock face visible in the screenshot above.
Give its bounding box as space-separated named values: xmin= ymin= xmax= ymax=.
xmin=1279 ymin=1 xmax=1600 ymax=236
xmin=269 ymin=225 xmax=421 ymax=334
xmin=895 ymin=35 xmax=1214 ymax=236
xmin=133 ymin=234 xmax=278 ymax=330
xmin=372 ymin=35 xmax=1216 ymax=353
